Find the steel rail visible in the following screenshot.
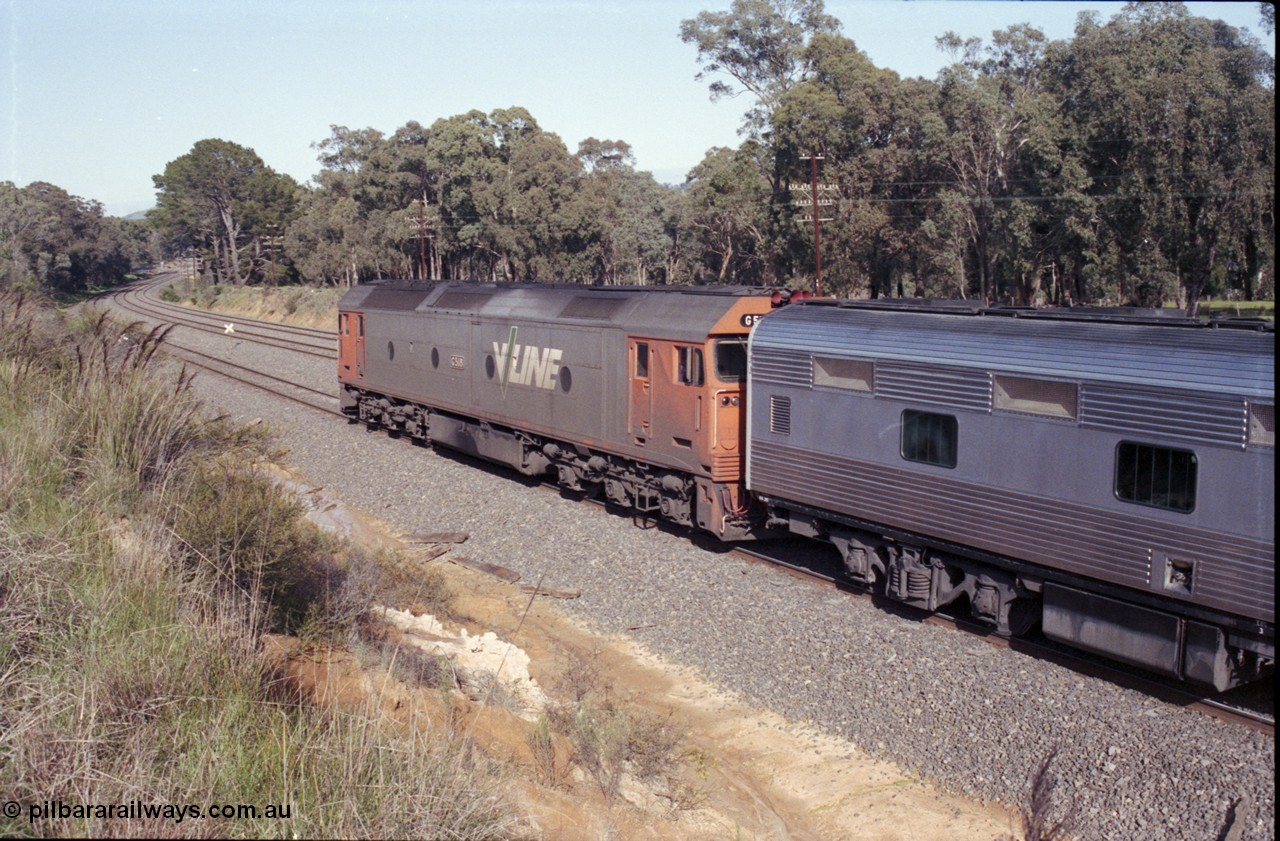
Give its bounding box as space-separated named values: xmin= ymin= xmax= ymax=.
xmin=124 ymin=272 xmax=337 ymax=341
xmin=731 ymin=544 xmax=1275 ymax=736
xmin=105 ymin=271 xmax=1275 ymax=737
xmin=112 ymin=276 xmax=336 ymax=359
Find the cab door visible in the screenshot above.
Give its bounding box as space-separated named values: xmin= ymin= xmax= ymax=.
xmin=648 ymin=341 xmax=705 ymax=461
xmin=338 ymin=311 xmax=367 ymax=383
xmin=628 ymin=339 xmax=652 ymax=443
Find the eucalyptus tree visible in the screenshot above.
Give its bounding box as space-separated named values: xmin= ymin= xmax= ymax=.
xmin=304 ymin=112 xmax=610 ymax=283
xmin=681 ymin=0 xmax=841 ymax=139
xmin=285 ymin=191 xmax=370 ymax=287
xmin=570 ymin=139 xmax=673 ymax=284
xmin=418 ymin=110 xmax=499 ymax=279
xmin=151 ymin=139 xmax=300 ymax=285
xmin=291 ymin=126 xmax=392 ymax=285
xmin=931 ymin=24 xmax=1090 ymax=304
xmin=682 ymin=0 xmax=843 ymax=282
xmin=0 ymin=181 xmax=60 ymax=289
xmin=480 ymin=108 xmax=581 ymax=281
xmin=771 ymin=32 xmax=954 ymax=297
xmin=359 ymin=120 xmax=443 ymax=280
xmin=1047 ymin=3 xmax=1275 ymax=306
xmin=682 ymin=145 xmax=774 ymax=284
xmin=0 ymin=181 xmax=144 ymax=293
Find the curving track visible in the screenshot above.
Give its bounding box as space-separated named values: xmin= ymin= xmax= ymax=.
xmin=104 ymin=272 xmax=343 ymax=417
xmin=91 ymin=269 xmax=1275 ymax=840
xmin=109 ymin=272 xmax=336 ymax=357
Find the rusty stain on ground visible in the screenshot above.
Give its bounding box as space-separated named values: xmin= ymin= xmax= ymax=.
xmin=264 ymin=464 xmax=1022 ymax=840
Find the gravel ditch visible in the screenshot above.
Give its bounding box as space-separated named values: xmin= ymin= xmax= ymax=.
xmin=117 ymin=295 xmax=1275 ymax=841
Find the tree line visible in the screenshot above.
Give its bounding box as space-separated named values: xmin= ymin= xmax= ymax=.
xmin=3 ymin=2 xmax=1273 ymax=307
xmin=0 ymin=182 xmax=151 ymax=295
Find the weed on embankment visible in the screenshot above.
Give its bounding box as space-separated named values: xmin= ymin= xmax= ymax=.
xmin=0 ymin=291 xmax=525 ymax=838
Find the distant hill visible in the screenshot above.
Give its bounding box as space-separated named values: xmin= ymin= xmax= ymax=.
xmin=124 ymin=209 xmax=152 ymax=221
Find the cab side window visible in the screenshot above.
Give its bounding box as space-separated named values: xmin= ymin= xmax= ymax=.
xmin=677 ymin=346 xmax=704 ymax=386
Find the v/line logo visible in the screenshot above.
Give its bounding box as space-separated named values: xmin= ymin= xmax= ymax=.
xmin=494 ymin=326 xmax=564 ymax=391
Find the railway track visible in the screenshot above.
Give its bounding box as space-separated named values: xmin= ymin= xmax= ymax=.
xmin=104 ymin=272 xmax=343 ymax=417
xmin=102 ymin=269 xmax=1275 ymax=739
xmin=732 ymin=542 xmax=1275 ymax=736
xmin=107 ymin=273 xmax=337 ymax=359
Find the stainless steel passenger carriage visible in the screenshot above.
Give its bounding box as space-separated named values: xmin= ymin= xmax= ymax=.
xmin=746 ymin=301 xmax=1274 ymax=689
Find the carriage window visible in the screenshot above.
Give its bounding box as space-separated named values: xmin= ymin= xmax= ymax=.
xmin=715 ymin=339 xmax=747 ymax=381
xmin=677 ymin=347 xmax=704 ymax=386
xmin=1249 ymin=403 xmax=1274 ymax=448
xmin=993 ymin=375 xmax=1077 ymax=420
xmin=635 ymin=343 xmax=649 ymax=378
xmin=901 ymin=410 xmax=958 ymax=468
xmin=813 ymin=357 xmax=873 ymax=392
xmin=1115 ymin=442 xmax=1197 ymax=513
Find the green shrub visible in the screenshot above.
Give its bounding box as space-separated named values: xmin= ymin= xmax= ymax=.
xmin=0 ymin=293 xmax=525 ymax=839
xmin=544 ymin=647 xmax=695 ymax=810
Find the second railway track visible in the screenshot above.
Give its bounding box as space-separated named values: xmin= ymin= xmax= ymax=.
xmin=92 ymin=269 xmax=1277 ymax=841
xmin=106 ymin=270 xmax=1276 ymax=736
xmin=101 ymin=272 xmax=344 ymax=416
xmin=107 ymin=273 xmax=338 ymax=359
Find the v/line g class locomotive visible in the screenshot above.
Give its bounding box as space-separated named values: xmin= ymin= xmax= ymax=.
xmin=337 ymin=281 xmax=1274 ymax=691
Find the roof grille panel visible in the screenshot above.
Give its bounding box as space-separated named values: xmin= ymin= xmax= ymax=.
xmin=432 ymin=291 xmax=492 ymax=311
xmin=559 ymin=296 xmax=629 ymax=320
xmin=363 ymin=287 xmax=432 ymax=311
xmin=875 ymin=362 xmax=991 ymax=411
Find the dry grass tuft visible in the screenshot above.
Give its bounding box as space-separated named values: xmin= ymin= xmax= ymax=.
xmin=0 ymin=294 xmax=526 ymax=839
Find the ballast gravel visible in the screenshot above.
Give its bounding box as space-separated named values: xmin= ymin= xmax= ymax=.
xmin=122 ymin=298 xmax=1274 ymax=841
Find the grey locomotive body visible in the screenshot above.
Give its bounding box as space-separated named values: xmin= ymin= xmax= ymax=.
xmin=747 ymin=301 xmax=1274 ymax=690
xmin=338 ymin=281 xmax=778 ymax=540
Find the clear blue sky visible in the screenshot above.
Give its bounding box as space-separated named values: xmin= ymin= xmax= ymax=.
xmin=2 ymin=1 xmax=1271 ymax=216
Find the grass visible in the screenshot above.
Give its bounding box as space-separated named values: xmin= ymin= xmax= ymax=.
xmin=0 ymin=291 xmax=525 ymax=838
xmin=539 ymin=646 xmax=703 ymax=815
xmin=164 ymin=278 xmax=345 ymax=330
xmin=1198 ymin=299 xmax=1274 ymax=319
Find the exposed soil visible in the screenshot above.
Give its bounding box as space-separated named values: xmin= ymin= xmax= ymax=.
xmin=266 ymin=466 xmax=1022 ymax=840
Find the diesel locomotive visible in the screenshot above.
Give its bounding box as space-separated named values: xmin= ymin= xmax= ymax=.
xmin=338 ymin=281 xmax=1274 ymax=690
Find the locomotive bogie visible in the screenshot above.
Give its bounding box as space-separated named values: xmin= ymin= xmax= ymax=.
xmin=338 ymin=282 xmax=1274 ymax=689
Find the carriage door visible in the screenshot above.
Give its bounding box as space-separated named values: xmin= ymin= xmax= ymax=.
xmin=628 ymin=339 xmax=652 ymax=444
